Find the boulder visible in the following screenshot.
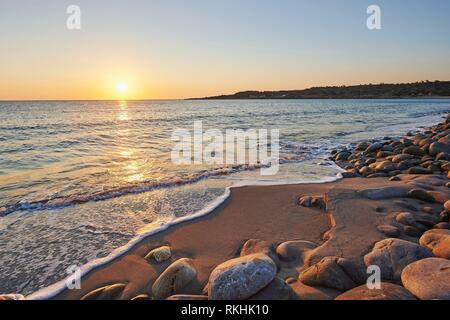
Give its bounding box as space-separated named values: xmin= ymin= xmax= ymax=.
xmin=335 ymin=283 xmax=416 ymax=300
xmin=440 ymin=210 xmax=450 ymax=223
xmin=434 ymin=222 xmax=450 ymax=230
xmin=249 ymin=277 xmax=294 ymax=300
xmin=358 ymin=186 xmax=410 ymax=200
xmin=403 ymin=145 xmax=425 ymax=156
xmin=144 ymin=245 xmax=172 ymax=263
xmin=407 ymin=167 xmax=433 ymax=175
xmin=392 ymin=154 xmax=414 ymax=163
xmin=429 ymin=142 xmax=450 ymax=157
xmin=414 ymin=213 xmax=439 ymax=228
xmin=336 ymin=151 xmax=351 ymax=161
xmin=419 ymin=229 xmax=450 ymax=259
xmin=363 ymin=238 xmax=433 ymax=282
xmin=299 ymin=257 xmax=363 ymax=291
xmin=407 ymin=189 xmax=436 ymax=203
xmin=395 ymin=212 xmax=416 ymax=226
xmin=370 ymin=160 xmax=396 ymax=172
xmin=276 ymin=240 xmax=317 ymax=262
xmin=404 ymin=226 xmax=422 ymax=237
xmin=290 ymin=281 xmax=341 ymax=300
xmin=401 ymin=258 xmax=450 ymax=300
xmin=366 ymin=142 xmax=384 ymax=153
xmin=377 ymin=224 xmax=400 ymax=237
xmin=207 ymin=253 xmax=277 ymax=300
xmin=240 ymin=239 xmax=279 ymax=267
xmin=81 ymin=283 xmax=127 ymax=300
xmin=152 ymin=258 xmax=197 ymax=299
xmin=436 ymin=152 xmax=450 ymax=161
xmin=355 ymin=142 xmax=370 ymax=151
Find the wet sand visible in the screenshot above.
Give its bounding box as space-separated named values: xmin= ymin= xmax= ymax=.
xmin=51 ymin=176 xmax=445 ymax=300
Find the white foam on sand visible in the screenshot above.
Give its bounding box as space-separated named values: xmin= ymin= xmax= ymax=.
xmin=26 ymin=162 xmax=345 ymax=300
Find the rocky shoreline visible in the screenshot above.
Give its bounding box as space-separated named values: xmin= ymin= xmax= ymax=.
xmin=2 ymin=115 xmax=450 ymax=301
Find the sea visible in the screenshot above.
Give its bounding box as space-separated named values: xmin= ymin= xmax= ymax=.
xmin=0 ymin=98 xmax=449 ymax=296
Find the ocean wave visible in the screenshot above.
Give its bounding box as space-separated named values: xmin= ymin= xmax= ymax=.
xmin=0 ymin=162 xmax=283 ymax=217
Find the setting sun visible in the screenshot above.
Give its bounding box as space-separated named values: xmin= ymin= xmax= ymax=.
xmin=116 ymin=82 xmax=128 ymax=93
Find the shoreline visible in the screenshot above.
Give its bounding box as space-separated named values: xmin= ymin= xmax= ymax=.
xmin=27 ymin=173 xmax=344 ymax=300
xmin=22 ymin=113 xmax=450 ymax=300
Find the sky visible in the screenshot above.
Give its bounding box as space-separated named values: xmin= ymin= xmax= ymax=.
xmin=0 ymin=0 xmax=449 ymax=100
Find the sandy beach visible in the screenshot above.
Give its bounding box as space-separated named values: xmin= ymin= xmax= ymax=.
xmin=27 ymin=115 xmax=449 ymax=301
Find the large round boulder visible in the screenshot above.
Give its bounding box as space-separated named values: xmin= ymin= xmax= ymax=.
xmin=152 ymin=258 xmax=197 ymax=299
xmin=363 ymin=238 xmax=433 ymax=282
xmin=207 ymin=253 xmax=277 ymax=300
xmin=401 ymin=258 xmax=450 ymax=300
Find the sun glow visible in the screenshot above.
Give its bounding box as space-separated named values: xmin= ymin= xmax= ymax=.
xmin=116 ymin=82 xmax=128 ymax=93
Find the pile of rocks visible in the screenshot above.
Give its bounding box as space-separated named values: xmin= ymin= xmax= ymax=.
xmin=331 ymin=114 xmax=450 ymax=180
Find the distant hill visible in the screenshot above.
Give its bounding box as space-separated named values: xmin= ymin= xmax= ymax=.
xmin=190 ymin=81 xmax=450 ymax=100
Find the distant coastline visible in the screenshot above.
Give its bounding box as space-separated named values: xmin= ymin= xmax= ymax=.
xmin=189 ymin=80 xmax=450 ymax=100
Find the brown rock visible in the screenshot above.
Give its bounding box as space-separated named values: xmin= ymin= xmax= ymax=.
xmin=434 ymin=222 xmax=450 ymax=230
xmin=81 ymin=283 xmax=127 ymax=300
xmin=144 ymin=245 xmax=172 ymax=263
xmin=363 ymin=238 xmax=433 ymax=282
xmin=401 ymin=258 xmax=450 ymax=300
xmin=377 ymin=225 xmax=400 ymax=237
xmin=407 ymin=167 xmax=433 ymax=175
xmin=240 ymin=239 xmax=279 ymax=266
xmin=276 ymin=240 xmax=317 ymax=262
xmin=299 ymin=257 xmax=361 ymax=291
xmin=407 ymin=189 xmax=436 ymax=203
xmin=419 ymin=229 xmax=450 ymax=259
xmin=395 ymin=212 xmax=416 ymax=225
xmin=249 ymin=277 xmax=294 ymax=300
xmin=335 ymin=283 xmax=416 ymax=300
xmin=403 ymin=145 xmax=425 ymax=156
xmin=152 ymin=258 xmax=197 ymax=299
xmin=290 ymin=281 xmax=341 ymax=300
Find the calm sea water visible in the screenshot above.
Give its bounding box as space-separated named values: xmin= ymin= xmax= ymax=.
xmin=0 ymin=99 xmax=449 ymax=295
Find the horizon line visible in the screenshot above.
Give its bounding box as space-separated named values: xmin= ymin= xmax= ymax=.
xmin=1 ymin=80 xmax=449 ymax=102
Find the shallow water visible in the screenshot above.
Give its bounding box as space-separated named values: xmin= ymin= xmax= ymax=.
xmin=0 ymin=99 xmax=449 ymax=294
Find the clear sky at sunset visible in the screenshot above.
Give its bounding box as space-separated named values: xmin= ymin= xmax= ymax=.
xmin=1 ymin=0 xmax=449 ymax=100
